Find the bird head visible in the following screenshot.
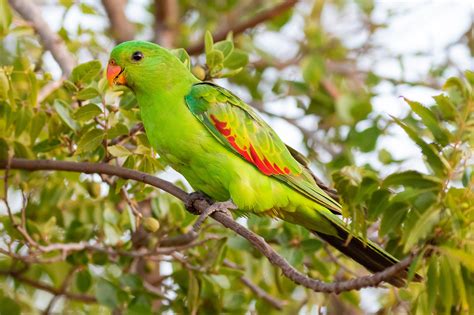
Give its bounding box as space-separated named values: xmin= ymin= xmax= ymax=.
xmin=107 ymin=40 xmax=195 ymax=93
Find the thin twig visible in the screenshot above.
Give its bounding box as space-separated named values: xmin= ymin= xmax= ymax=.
xmin=223 ymin=260 xmax=286 ymax=310
xmin=186 ymin=0 xmax=298 ymax=55
xmin=108 ymin=123 xmax=144 ymax=146
xmin=240 ymin=276 xmax=286 ymax=310
xmin=8 ymin=0 xmax=76 ymax=76
xmin=323 ymin=245 xmax=361 ymax=277
xmin=154 ymin=0 xmax=179 ymax=47
xmin=0 ymin=234 xmax=222 ymax=265
xmin=2 ymin=156 xmax=14 ymax=224
xmin=42 ymin=267 xmax=80 ymax=315
xmin=101 ymin=0 xmax=135 ymax=43
xmin=37 ymin=78 xmax=65 ymax=105
xmin=0 ymin=269 xmax=96 ymax=303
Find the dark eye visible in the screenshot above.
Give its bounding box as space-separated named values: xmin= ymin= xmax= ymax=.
xmin=131 ymin=51 xmax=144 ymax=61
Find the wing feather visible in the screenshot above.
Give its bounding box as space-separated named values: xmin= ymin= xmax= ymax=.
xmin=185 ymin=82 xmax=341 ymax=213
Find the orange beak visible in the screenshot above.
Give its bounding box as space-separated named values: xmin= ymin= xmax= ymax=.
xmin=107 ymin=60 xmax=126 ymax=86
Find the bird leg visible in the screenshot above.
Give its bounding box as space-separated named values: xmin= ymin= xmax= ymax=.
xmin=185 ymin=191 xmax=213 ymax=215
xmin=192 ymin=200 xmax=237 ymax=233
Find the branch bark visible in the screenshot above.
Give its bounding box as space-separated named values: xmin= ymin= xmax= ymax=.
xmin=186 ymin=0 xmax=298 ymax=55
xmin=102 ymin=0 xmax=135 ymax=43
xmin=0 ymin=269 xmax=96 ymax=303
xmin=153 ymin=0 xmax=179 ymax=48
xmin=1 ymin=158 xmax=416 ymax=293
xmin=8 ymin=0 xmax=76 ymax=76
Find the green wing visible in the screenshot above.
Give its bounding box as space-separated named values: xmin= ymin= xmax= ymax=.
xmin=184 ymin=82 xmax=341 ymax=213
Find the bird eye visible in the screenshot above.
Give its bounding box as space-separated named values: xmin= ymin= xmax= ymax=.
xmin=131 ymin=51 xmax=144 ymax=62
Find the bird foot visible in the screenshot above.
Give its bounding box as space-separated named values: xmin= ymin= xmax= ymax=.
xmin=192 ymin=200 xmax=237 ymax=233
xmin=185 ymin=191 xmax=213 ymax=215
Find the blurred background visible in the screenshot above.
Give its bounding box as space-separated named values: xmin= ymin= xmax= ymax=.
xmin=0 ymin=0 xmax=473 ymax=314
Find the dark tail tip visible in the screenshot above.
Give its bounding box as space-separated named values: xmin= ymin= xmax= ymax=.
xmin=313 ymin=230 xmax=422 ymax=287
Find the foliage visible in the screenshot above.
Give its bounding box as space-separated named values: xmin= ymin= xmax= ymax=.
xmin=0 ymin=0 xmax=473 ymax=314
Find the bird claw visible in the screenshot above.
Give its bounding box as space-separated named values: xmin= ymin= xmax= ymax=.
xmin=185 ymin=191 xmax=213 ymax=215
xmin=192 ymin=200 xmax=237 ymax=233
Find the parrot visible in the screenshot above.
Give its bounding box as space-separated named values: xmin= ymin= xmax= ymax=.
xmin=107 ymin=40 xmax=416 ymax=287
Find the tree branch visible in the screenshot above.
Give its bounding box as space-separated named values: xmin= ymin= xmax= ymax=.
xmin=8 ymin=0 xmax=76 ymax=76
xmin=42 ymin=267 xmax=80 ymax=315
xmin=153 ymin=0 xmax=179 ymax=48
xmin=102 ymin=0 xmax=135 ymax=43
xmin=239 ymin=276 xmax=286 ymax=310
xmin=0 ymin=269 xmax=96 ymax=303
xmin=0 ymin=158 xmax=416 ymax=293
xmin=186 ymin=0 xmax=298 ymax=55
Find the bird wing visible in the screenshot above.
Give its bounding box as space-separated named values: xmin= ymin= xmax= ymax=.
xmin=184 ymin=82 xmax=341 ymax=214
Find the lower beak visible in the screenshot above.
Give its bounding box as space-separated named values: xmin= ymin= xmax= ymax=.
xmin=107 ymin=62 xmax=126 ymax=86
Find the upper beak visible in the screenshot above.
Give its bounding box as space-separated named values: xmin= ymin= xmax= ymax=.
xmin=107 ymin=60 xmax=126 ymax=86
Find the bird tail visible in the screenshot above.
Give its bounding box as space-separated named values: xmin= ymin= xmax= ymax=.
xmin=312 ymin=224 xmax=421 ymax=287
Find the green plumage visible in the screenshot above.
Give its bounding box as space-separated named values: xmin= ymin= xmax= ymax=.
xmin=109 ymin=40 xmax=414 ymax=287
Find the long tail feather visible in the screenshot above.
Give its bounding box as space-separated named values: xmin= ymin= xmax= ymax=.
xmin=312 ymin=225 xmax=421 ymax=287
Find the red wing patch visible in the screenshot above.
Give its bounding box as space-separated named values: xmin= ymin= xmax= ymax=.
xmin=210 ymin=114 xmax=291 ymax=176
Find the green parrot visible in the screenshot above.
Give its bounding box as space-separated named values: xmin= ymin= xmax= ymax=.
xmin=107 ymin=40 xmax=413 ymax=287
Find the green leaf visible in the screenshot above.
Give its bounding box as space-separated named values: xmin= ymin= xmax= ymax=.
xmin=302 ymin=55 xmax=324 ymax=86
xmin=367 ymin=189 xmax=391 ymax=220
xmin=14 ymin=107 xmax=32 ymax=137
xmin=392 ymin=117 xmax=447 ymax=176
xmin=54 ymin=99 xmax=79 ymax=131
xmin=96 ymin=278 xmax=120 ymax=309
xmin=120 ymin=274 xmax=143 ymax=291
xmin=448 ymin=258 xmax=468 ymax=310
xmin=404 ymin=98 xmax=450 ymax=145
xmin=214 ymin=40 xmax=234 ymax=58
xmin=204 ymin=30 xmax=214 ymax=54
xmin=73 ymin=103 xmax=102 ymax=121
xmin=71 ymin=60 xmax=102 ymax=85
xmin=209 ymin=274 xmax=230 ymax=289
xmin=0 ymin=297 xmax=20 ymax=315
xmin=76 ymin=269 xmax=92 ymax=293
xmin=127 ymin=295 xmax=152 ymax=315
xmin=403 ymin=208 xmax=441 ymax=252
xmin=348 ymin=126 xmax=380 ymax=152
xmin=108 ymin=123 xmax=129 ymax=138
xmin=76 ymin=128 xmax=104 ymax=154
xmin=378 ymin=148 xmax=393 ymax=164
xmin=32 ymin=139 xmax=61 ymax=153
xmin=224 ymin=49 xmax=249 ymax=70
xmin=0 ymin=0 xmax=13 ymax=37
xmin=187 ymin=271 xmax=200 ymax=314
xmin=433 ymin=94 xmax=456 ymax=120
xmin=171 ymin=48 xmax=191 ymax=70
xmin=426 ymin=257 xmax=438 ymax=312
xmin=379 ymin=202 xmax=408 ymax=236
xmin=206 ymin=50 xmax=224 ymax=74
xmin=382 ymin=170 xmax=442 ymax=189
xmin=29 ymin=111 xmax=46 ymax=143
xmin=438 ymin=256 xmax=453 ymax=311
xmin=91 ymin=252 xmax=108 ymax=265
xmin=0 ymin=138 xmax=8 ymax=160
xmin=27 ymin=70 xmax=38 ymax=107
xmin=439 ymin=246 xmax=474 ymax=272
xmin=13 ymin=141 xmax=33 ymax=158
xmin=108 ymin=144 xmax=131 ymax=157
xmin=79 ymin=3 xmax=96 ymax=14
xmin=76 ymin=87 xmax=100 ymax=100
xmin=443 ymin=76 xmax=467 ymax=100
xmin=406 ymin=249 xmax=424 ymax=282
xmin=0 ymin=68 xmax=9 ymax=99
